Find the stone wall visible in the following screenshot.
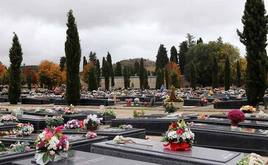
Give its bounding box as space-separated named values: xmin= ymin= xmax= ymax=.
xmin=100 ymin=76 xmax=156 ymax=89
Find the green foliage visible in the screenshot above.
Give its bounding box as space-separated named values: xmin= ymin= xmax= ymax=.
xmin=134 ymin=61 xmax=140 ymax=76
xmin=114 ymin=62 xmax=122 ymax=76
xmin=178 ymin=41 xmax=188 ymax=74
xmin=237 ymin=0 xmax=268 ymax=105
xmin=212 ymin=56 xmax=219 ymax=88
xmin=102 ymin=109 xmax=116 ymax=117
xmin=156 ymin=69 xmax=164 ymax=89
xmin=123 ymin=66 xmax=130 ymax=89
xmin=164 ymin=102 xmax=177 ymax=113
xmin=197 ymin=37 xmax=203 ymax=44
xmin=170 ymin=71 xmax=179 ymax=88
xmin=139 ymin=58 xmax=149 ymax=89
xmin=89 ymin=51 xmax=97 ymax=62
xmin=26 ymin=74 xmax=32 ymax=90
xmin=186 ymin=33 xmax=196 ymax=48
xmin=59 ymin=56 xmax=66 ymax=72
xmin=155 ymin=44 xmax=169 ymax=71
xmin=133 ymin=109 xmax=145 ymax=118
xmin=106 ymin=52 xmax=114 ymax=87
xmin=8 ymin=33 xmax=23 ymax=104
xmin=65 ymin=10 xmax=81 ymax=105
xmin=45 ymin=116 xmax=64 ymax=127
xmin=236 ymin=61 xmax=241 ymax=87
xmin=170 ymin=46 xmax=178 ymax=64
xmin=224 ymin=57 xmax=231 ymax=91
xmin=83 ymin=56 xmax=88 ymax=67
xmin=102 ymin=57 xmax=110 ymax=90
xmin=88 ymin=65 xmax=98 ymax=91
xmin=95 ymin=59 xmax=101 ymax=87
xmin=0 ymin=141 xmax=6 ymax=152
xmin=189 ymin=62 xmax=197 ymax=89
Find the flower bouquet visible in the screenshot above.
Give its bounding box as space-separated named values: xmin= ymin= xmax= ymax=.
xmin=64 ymin=119 xmax=82 ymax=129
xmin=227 ymin=110 xmax=245 ymax=127
xmin=240 ymin=105 xmax=256 ymax=113
xmin=0 ymin=114 xmax=17 ymax=123
xmin=83 ymin=114 xmax=102 ymax=131
xmin=162 ymin=119 xmax=194 ymax=151
xmin=15 ymin=123 xmax=34 ymax=136
xmin=85 ymin=131 xmax=97 ymax=139
xmin=237 ymin=153 xmax=265 ymax=165
xmin=64 ymin=104 xmax=77 ymax=115
xmin=10 ymin=142 xmax=31 ymax=153
xmin=35 ymin=126 xmax=69 ymax=165
xmin=45 ymin=116 xmax=64 ymax=128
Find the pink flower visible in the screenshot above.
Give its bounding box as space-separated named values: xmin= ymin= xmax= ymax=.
xmin=54 ymin=125 xmax=64 ymax=133
xmin=176 ymin=129 xmax=183 ymax=135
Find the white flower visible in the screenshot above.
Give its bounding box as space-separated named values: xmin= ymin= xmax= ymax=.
xmin=167 ymin=131 xmax=177 ymax=140
xmin=49 ymin=150 xmax=55 ymax=155
xmin=48 ymin=136 xmax=59 ymax=150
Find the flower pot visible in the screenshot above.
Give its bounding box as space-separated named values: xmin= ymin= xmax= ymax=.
xmin=163 ymin=142 xmax=191 ymax=151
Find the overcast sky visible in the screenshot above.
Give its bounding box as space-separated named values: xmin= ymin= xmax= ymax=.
xmin=0 ymin=0 xmax=267 ymax=66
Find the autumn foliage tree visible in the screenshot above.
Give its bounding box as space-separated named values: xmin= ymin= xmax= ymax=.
xmin=165 ymin=62 xmax=181 ymax=88
xmin=38 ymin=61 xmax=62 ymax=90
xmin=22 ymin=67 xmax=38 ymax=90
xmin=0 ymin=63 xmax=8 ymax=85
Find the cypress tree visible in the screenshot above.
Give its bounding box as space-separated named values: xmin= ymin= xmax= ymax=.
xmin=102 ymin=57 xmax=109 ymax=90
xmin=114 ymin=62 xmax=122 ymax=76
xmin=224 ymin=57 xmax=231 ymax=91
xmin=26 ymin=74 xmax=32 ymax=90
xmin=139 ymin=58 xmax=145 ymax=89
xmin=237 ymin=0 xmax=268 ymax=105
xmin=8 ymin=33 xmax=23 ymax=104
xmin=106 ymin=52 xmax=114 ymax=87
xmin=143 ymin=71 xmax=149 ymax=89
xmin=134 ymin=61 xmax=140 ymax=76
xmin=155 ymin=69 xmax=164 ymax=89
xmin=89 ymin=51 xmax=97 ymax=63
xmin=59 ymin=56 xmax=66 ymax=72
xmin=95 ymin=59 xmax=101 ymax=87
xmin=88 ymin=66 xmax=97 ymax=91
xmin=236 ymin=61 xmax=241 ymax=87
xmin=83 ymin=56 xmax=87 ymax=67
xmin=155 ymin=44 xmax=168 ymax=88
xmin=189 ymin=62 xmax=197 ymax=89
xmin=178 ymin=41 xmax=188 ymax=74
xmin=123 ymin=66 xmax=130 ymax=89
xmin=170 ymin=46 xmax=178 ymax=64
xmin=65 ymin=10 xmax=81 ymax=105
xmin=212 ymin=56 xmax=219 ymax=88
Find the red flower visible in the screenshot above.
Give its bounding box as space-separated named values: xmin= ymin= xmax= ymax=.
xmin=170 ymin=122 xmax=177 ymax=129
xmin=54 ymin=125 xmax=64 ymax=133
xmin=176 ymin=128 xmax=184 ymax=135
xmin=79 ymin=120 xmax=84 ymax=128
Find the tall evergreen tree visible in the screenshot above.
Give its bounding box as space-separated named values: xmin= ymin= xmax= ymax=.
xmin=102 ymin=57 xmax=109 ymax=90
xmin=186 ymin=33 xmax=196 ymax=47
xmin=123 ymin=67 xmax=130 ymax=89
xmin=155 ymin=44 xmax=169 ymax=70
xmin=197 ymin=37 xmax=203 ymax=44
xmin=170 ymin=46 xmax=178 ymax=64
xmin=212 ymin=56 xmax=219 ymax=88
xmin=236 ymin=61 xmax=241 ymax=87
xmin=143 ymin=70 xmax=149 ymax=89
xmin=237 ymin=0 xmax=268 ymax=105
xmin=178 ymin=41 xmax=188 ymax=74
xmin=95 ymin=59 xmax=101 ymax=87
xmin=106 ymin=52 xmax=114 ymax=87
xmin=89 ymin=51 xmax=97 ymax=63
xmin=8 ymin=33 xmax=23 ymax=104
xmin=88 ymin=66 xmax=97 ymax=91
xmin=139 ymin=58 xmax=145 ymax=89
xmin=155 ymin=69 xmax=164 ymax=89
xmin=26 ymin=74 xmax=32 ymax=90
xmin=65 ymin=10 xmax=81 ymax=105
xmin=83 ymin=56 xmax=87 ymax=67
xmin=224 ymin=57 xmax=231 ymax=91
xmin=189 ymin=62 xmax=197 ymax=89
xmin=114 ymin=62 xmax=122 ymax=76
xmin=59 ymin=56 xmax=66 ymax=72
xmin=134 ymin=61 xmax=140 ymax=76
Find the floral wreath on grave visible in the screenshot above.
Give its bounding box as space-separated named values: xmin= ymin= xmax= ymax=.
xmin=64 ymin=119 xmax=83 ymax=129
xmin=34 ymin=126 xmax=69 ymax=165
xmin=15 ymin=123 xmax=34 ymax=136
xmin=162 ymin=118 xmax=194 ymax=151
xmin=83 ymin=114 xmax=102 ymax=131
xmin=0 ymin=114 xmax=18 ymax=123
xmin=240 ymin=105 xmax=256 ymax=113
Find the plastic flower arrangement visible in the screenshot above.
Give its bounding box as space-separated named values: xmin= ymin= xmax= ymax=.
xmin=45 ymin=116 xmax=64 ymax=128
xmin=240 ymin=105 xmax=256 ymax=113
xmin=162 ymin=119 xmax=195 ymax=151
xmin=237 ymin=153 xmax=265 ymax=165
xmin=15 ymin=123 xmax=34 ymax=136
xmin=102 ymin=109 xmax=116 ymax=117
xmin=0 ymin=114 xmax=18 ymax=123
xmin=64 ymin=104 xmax=76 ymax=115
xmin=64 ymin=119 xmax=81 ymax=129
xmin=227 ymin=109 xmax=245 ymax=126
xmin=85 ymin=131 xmax=97 ymax=139
xmin=83 ymin=114 xmax=102 ymax=131
xmin=10 ymin=142 xmax=31 ymax=153
xmin=133 ymin=98 xmax=140 ymax=105
xmin=164 ymin=102 xmax=177 ymax=113
xmin=35 ymin=126 xmax=69 ymax=165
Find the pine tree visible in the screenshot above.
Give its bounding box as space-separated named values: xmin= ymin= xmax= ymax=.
xmin=212 ymin=56 xmax=219 ymax=88
xmin=236 ymin=61 xmax=241 ymax=87
xmin=95 ymin=59 xmax=101 ymax=87
xmin=178 ymin=41 xmax=188 ymax=74
xmin=65 ymin=10 xmax=81 ymax=105
xmin=106 ymin=52 xmax=114 ymax=87
xmin=59 ymin=56 xmax=66 ymax=72
xmin=123 ymin=66 xmax=130 ymax=89
xmin=114 ymin=62 xmax=122 ymax=76
xmin=189 ymin=62 xmax=197 ymax=89
xmin=237 ymin=0 xmax=268 ymax=106
xmin=156 ymin=69 xmax=164 ymax=89
xmin=8 ymin=33 xmax=23 ymax=104
xmin=224 ymin=57 xmax=231 ymax=91
xmin=102 ymin=57 xmax=109 ymax=90
xmin=170 ymin=46 xmax=178 ymax=64
xmin=83 ymin=56 xmax=87 ymax=67
xmin=88 ymin=65 xmax=97 ymax=91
